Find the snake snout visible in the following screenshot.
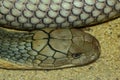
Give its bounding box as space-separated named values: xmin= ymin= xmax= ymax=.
xmin=68 ymin=29 xmax=100 ymax=66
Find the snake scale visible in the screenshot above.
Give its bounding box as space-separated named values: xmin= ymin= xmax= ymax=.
xmin=0 ymin=0 xmax=119 ymax=69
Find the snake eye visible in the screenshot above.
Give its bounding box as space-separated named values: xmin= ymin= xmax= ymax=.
xmin=72 ymin=53 xmax=82 ymax=59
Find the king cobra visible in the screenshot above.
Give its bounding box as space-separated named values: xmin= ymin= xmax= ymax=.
xmin=0 ymin=0 xmax=119 ymax=69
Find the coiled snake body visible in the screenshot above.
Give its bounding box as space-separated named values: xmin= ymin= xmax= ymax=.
xmin=0 ymin=0 xmax=119 ymax=69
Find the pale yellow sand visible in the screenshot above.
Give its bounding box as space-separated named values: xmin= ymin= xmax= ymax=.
xmin=0 ymin=18 xmax=120 ymax=80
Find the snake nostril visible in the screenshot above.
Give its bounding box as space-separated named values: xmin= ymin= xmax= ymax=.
xmin=72 ymin=53 xmax=82 ymax=59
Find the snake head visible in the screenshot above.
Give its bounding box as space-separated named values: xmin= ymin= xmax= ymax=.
xmin=67 ymin=29 xmax=100 ymax=67
xmin=0 ymin=28 xmax=100 ymax=69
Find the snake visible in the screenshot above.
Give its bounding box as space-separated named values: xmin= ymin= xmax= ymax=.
xmin=0 ymin=0 xmax=119 ymax=70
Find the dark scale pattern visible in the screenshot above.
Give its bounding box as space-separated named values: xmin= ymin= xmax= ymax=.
xmin=0 ymin=0 xmax=119 ymax=30
xmin=0 ymin=28 xmax=70 ymax=67
xmin=0 ymin=28 xmax=34 ymax=65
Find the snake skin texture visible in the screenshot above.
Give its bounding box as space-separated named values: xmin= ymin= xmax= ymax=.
xmin=0 ymin=0 xmax=119 ymax=69
xmin=0 ymin=27 xmax=100 ymax=69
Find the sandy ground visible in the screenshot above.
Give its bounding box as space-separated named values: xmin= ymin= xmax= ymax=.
xmin=0 ymin=18 xmax=120 ymax=80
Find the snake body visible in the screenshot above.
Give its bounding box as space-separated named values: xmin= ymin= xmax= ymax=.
xmin=0 ymin=0 xmax=119 ymax=69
